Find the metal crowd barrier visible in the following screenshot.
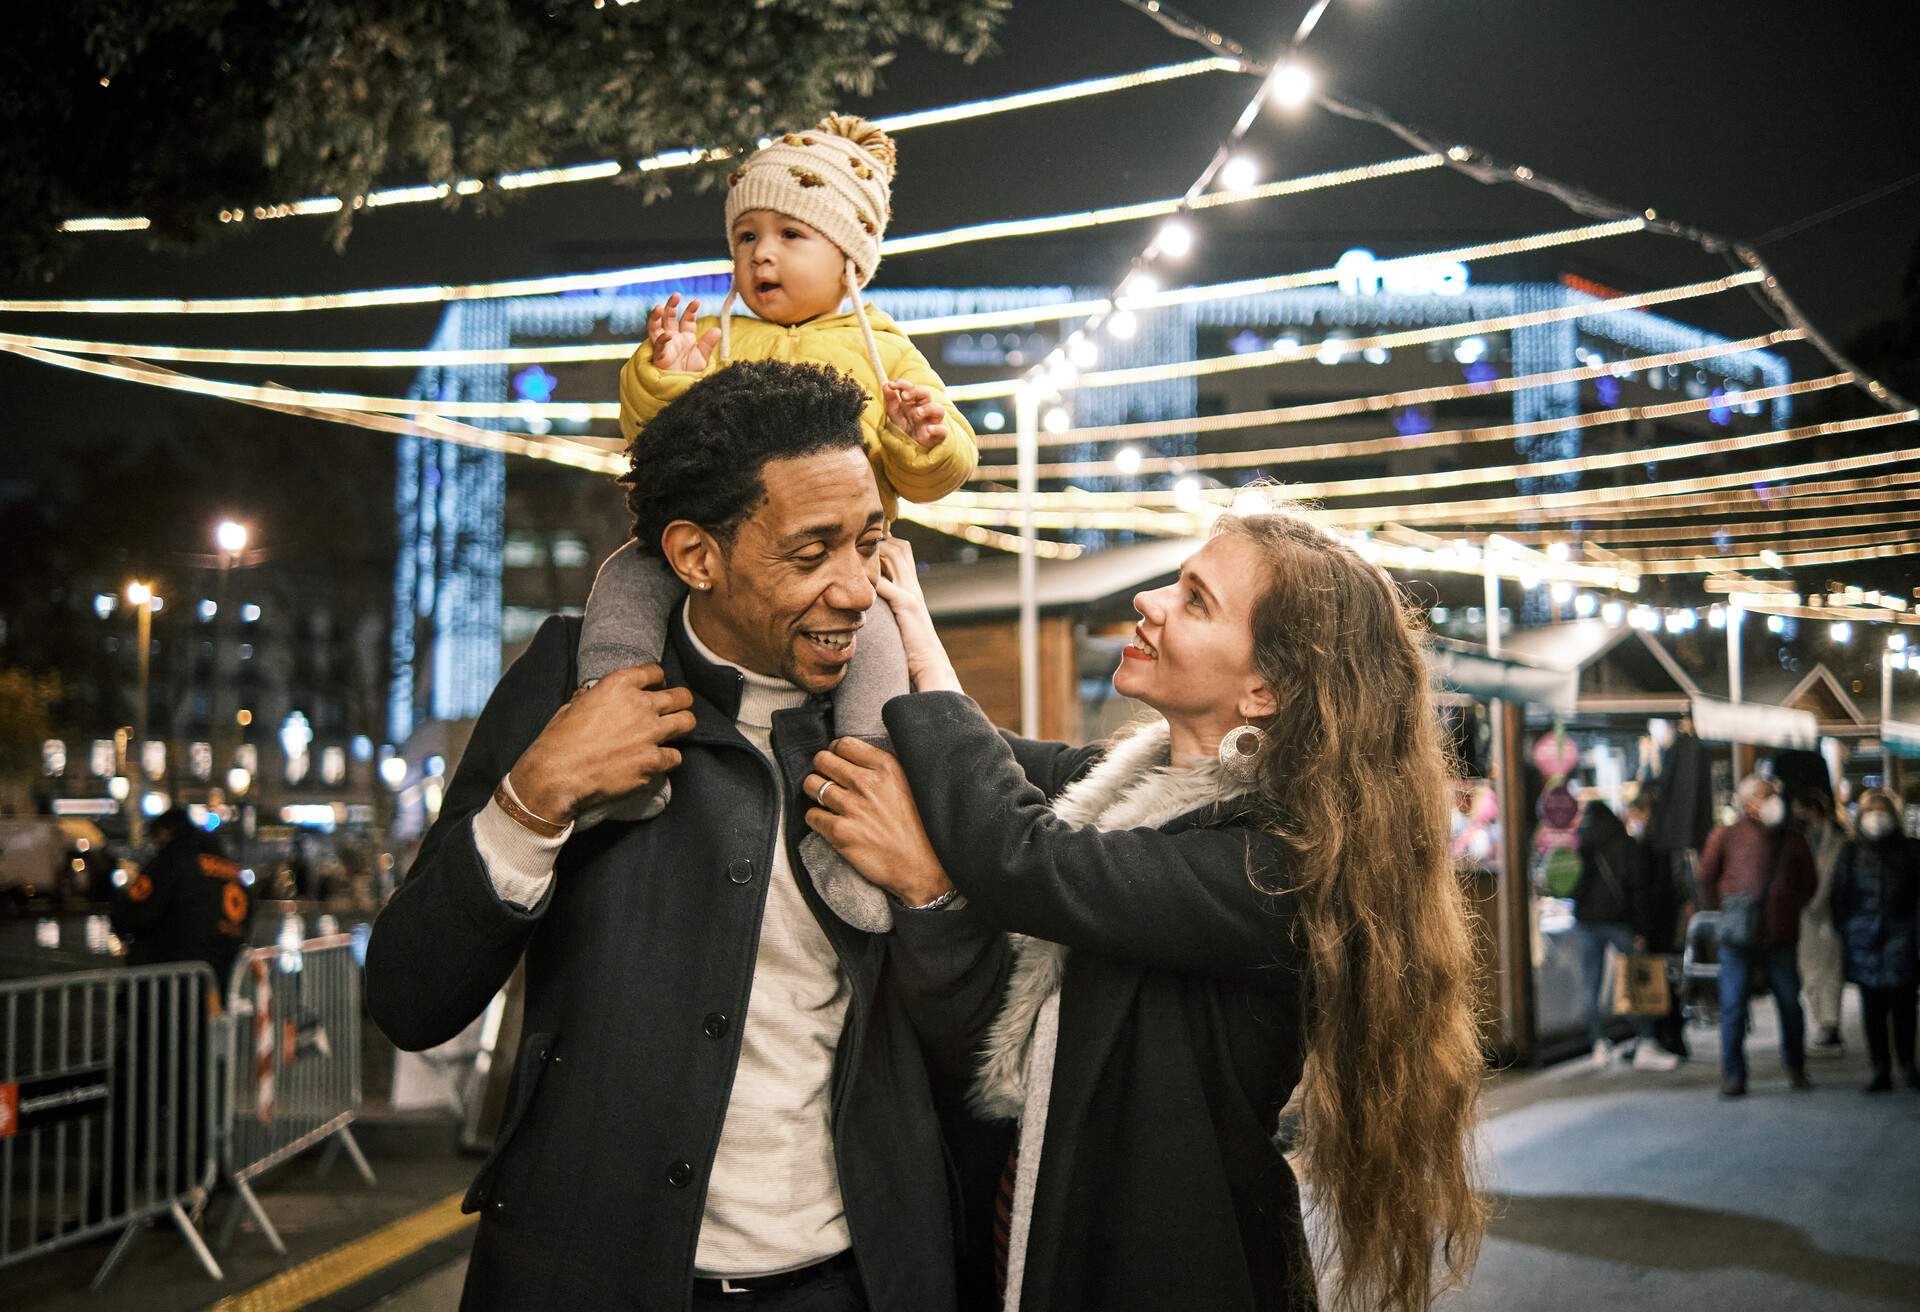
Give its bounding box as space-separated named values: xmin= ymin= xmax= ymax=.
xmin=216 ymin=933 xmax=375 ymax=1256
xmin=0 ymin=962 xmax=224 ymax=1289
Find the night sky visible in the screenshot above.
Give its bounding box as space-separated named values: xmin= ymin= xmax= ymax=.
xmin=5 ymin=0 xmax=1918 ymax=564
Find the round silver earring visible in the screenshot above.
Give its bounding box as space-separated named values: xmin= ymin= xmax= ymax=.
xmin=1218 ymin=723 xmax=1266 ymax=776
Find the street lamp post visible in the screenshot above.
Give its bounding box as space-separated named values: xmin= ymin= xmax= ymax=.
xmin=212 ymin=520 xmax=248 ymax=799
xmin=125 ymin=581 xmax=157 ymax=845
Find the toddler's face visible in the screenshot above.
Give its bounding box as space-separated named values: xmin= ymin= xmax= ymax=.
xmin=731 ymin=210 xmax=846 ymax=325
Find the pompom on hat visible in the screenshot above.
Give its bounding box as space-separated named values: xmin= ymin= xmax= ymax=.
xmin=718 ymin=114 xmax=900 ymax=390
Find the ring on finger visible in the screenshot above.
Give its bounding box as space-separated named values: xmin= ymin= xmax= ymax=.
xmin=814 ymin=780 xmax=835 ymax=807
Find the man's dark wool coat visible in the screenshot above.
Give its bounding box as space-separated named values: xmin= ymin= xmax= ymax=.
xmin=366 ymin=614 xmax=972 ymax=1311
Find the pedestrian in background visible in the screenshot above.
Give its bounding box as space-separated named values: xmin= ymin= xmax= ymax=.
xmin=1573 ymin=800 xmax=1679 ymax=1070
xmin=1697 ymin=775 xmax=1819 ymax=1097
xmin=1795 ymin=789 xmax=1848 ymax=1056
xmin=1830 ymin=788 xmax=1919 ymax=1093
xmin=1627 ymin=798 xmax=1692 ymax=1060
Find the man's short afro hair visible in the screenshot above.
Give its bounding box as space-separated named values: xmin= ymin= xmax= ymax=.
xmin=619 ymin=359 xmax=869 ymax=558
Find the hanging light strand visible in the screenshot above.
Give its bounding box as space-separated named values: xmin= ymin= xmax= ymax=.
xmin=972 ymin=374 xmax=1849 ymax=482
xmin=4 ymin=153 xmax=1437 ymax=317
xmin=55 ymin=57 xmax=1243 ymax=238
xmin=0 ymin=217 xmax=1646 ymax=369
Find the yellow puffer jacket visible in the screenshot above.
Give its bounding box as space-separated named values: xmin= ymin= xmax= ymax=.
xmin=618 ymin=306 xmax=977 ymax=514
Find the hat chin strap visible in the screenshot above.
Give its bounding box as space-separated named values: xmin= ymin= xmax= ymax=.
xmin=718 ymin=285 xmax=739 ymax=364
xmin=844 ymin=257 xmax=893 ymax=397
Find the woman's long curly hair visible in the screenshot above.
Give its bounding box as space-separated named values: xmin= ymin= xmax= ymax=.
xmin=1215 ymin=511 xmax=1487 ymax=1312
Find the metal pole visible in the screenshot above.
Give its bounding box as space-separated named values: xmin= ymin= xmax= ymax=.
xmin=132 ymin=599 xmax=152 ymax=847
xmin=1015 ymin=385 xmax=1041 ymax=739
xmin=1727 ymin=603 xmax=1744 ymax=704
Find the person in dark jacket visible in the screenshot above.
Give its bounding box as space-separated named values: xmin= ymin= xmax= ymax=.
xmin=805 ymin=516 xmax=1488 ymax=1312
xmin=107 ymin=807 xmax=250 ymax=1206
xmin=1697 ymin=774 xmax=1821 ymax=1097
xmin=1829 ymin=788 xmax=1919 ymax=1092
xmin=110 ymin=807 xmax=251 ymax=991
xmin=365 ymin=362 xmax=980 ymax=1311
xmin=1572 ymin=800 xmax=1679 ymax=1070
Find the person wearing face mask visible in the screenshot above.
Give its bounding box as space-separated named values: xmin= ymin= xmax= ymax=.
xmin=1829 ymin=788 xmax=1919 ymax=1093
xmin=1696 ymin=775 xmax=1820 ymax=1097
xmin=1794 ymin=790 xmax=1849 ymax=1055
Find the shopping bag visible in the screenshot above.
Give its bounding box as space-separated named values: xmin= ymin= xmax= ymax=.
xmin=1610 ymin=952 xmax=1672 ymax=1017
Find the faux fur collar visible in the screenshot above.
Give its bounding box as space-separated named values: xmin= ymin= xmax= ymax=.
xmin=970 ymin=721 xmax=1246 ymax=1118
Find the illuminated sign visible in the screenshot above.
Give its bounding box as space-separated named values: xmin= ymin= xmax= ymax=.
xmin=1336 ymin=248 xmax=1469 ymax=297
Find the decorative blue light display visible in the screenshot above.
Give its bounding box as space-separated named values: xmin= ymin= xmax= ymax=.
xmin=391 ymin=277 xmax=1794 ymax=733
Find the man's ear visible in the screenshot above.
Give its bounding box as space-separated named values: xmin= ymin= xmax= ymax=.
xmin=661 ymin=521 xmax=724 ymax=592
xmin=1240 ymin=682 xmax=1278 ymax=722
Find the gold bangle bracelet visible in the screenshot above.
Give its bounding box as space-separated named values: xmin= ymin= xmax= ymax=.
xmin=493 ymin=782 xmax=568 ymax=839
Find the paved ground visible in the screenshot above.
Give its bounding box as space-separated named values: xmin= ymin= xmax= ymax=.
xmin=1442 ymin=992 xmax=1920 ymax=1312
xmin=6 ymin=991 xmax=1916 ymax=1310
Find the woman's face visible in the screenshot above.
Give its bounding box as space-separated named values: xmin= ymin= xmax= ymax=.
xmin=1116 ymin=534 xmax=1275 ymax=739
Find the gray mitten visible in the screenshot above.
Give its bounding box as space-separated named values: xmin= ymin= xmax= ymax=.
xmin=799 ymin=831 xmax=893 ymax=933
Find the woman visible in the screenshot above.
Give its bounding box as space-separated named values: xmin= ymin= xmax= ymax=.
xmin=804 ymin=513 xmax=1486 ymax=1311
xmin=1830 ymin=788 xmax=1918 ymax=1092
xmin=1570 ymin=800 xmax=1679 ymax=1070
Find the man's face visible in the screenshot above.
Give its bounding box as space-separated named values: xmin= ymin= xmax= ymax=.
xmin=693 ymin=446 xmax=886 ymax=694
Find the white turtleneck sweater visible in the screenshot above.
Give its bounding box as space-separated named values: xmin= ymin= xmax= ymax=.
xmin=473 ymin=602 xmax=853 ymax=1279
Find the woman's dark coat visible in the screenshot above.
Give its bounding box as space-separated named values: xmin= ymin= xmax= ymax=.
xmin=884 ymin=692 xmax=1317 ymax=1312
xmin=1830 ymin=831 xmax=1920 ymax=990
xmin=365 ymin=615 xmax=968 ymax=1311
xmin=1572 ymin=801 xmax=1659 ymax=936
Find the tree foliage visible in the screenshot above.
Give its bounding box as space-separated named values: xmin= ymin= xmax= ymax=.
xmin=0 ymin=670 xmax=59 ymax=790
xmin=4 ymin=1 xmax=1005 ymax=281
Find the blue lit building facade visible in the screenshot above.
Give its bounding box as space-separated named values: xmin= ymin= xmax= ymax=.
xmin=391 ymin=269 xmax=1791 ymax=740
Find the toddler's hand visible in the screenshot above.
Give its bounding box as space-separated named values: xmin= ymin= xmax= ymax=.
xmin=884 ymin=381 xmax=949 ymax=450
xmin=648 ymin=294 xmax=721 ymax=372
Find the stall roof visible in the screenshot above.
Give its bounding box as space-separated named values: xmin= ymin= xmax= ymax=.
xmin=1426 ymin=637 xmax=1580 ymax=714
xmin=1692 ymin=663 xmax=1869 ymax=733
xmin=918 ymin=537 xmax=1194 ymax=620
xmin=1493 ymin=620 xmax=1701 ymax=715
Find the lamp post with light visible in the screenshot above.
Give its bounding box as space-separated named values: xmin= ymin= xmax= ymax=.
xmin=124 ymin=581 xmax=159 ymax=845
xmin=212 ymin=520 xmax=249 ymax=805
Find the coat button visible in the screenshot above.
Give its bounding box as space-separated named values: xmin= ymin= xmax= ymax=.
xmin=727 ymin=858 xmax=754 ymax=885
xmin=702 ymin=1012 xmax=729 ymax=1039
xmin=667 ymin=1160 xmax=694 ymax=1188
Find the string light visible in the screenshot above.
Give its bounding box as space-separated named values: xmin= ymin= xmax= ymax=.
xmin=1268 ymin=62 xmax=1314 ymax=109
xmin=972 ymin=374 xmax=1846 ymax=481
xmin=1304 ymin=421 xmax=1920 ymax=526
xmin=5 ymin=153 xmax=1439 ymax=317
xmin=900 ymin=216 xmax=1643 ymax=336
xmin=975 ymin=329 xmax=1799 ymax=450
xmin=56 ymin=58 xmax=1242 ymax=238
xmin=1115 ymin=447 xmax=1144 ymax=474
xmin=58 ymin=217 xmax=152 ymax=233
xmin=1155 ymin=220 xmax=1195 ymax=258
xmin=6 ymin=218 xmax=1656 ymax=375
xmin=1220 ymin=156 xmax=1259 ymax=190
xmin=946 ymin=270 xmax=1764 ymax=401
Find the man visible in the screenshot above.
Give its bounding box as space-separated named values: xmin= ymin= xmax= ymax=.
xmin=109 ymin=807 xmax=251 ymax=1204
xmin=110 ymin=807 xmax=251 ymax=990
xmin=366 ymin=360 xmax=970 ymax=1311
xmin=1696 ymin=774 xmax=1819 ymax=1097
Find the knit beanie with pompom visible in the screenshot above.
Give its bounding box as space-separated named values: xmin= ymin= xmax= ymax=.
xmin=723 ymin=114 xmax=896 ymax=287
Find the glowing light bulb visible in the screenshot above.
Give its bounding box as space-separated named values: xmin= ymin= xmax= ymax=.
xmin=1155 ymin=220 xmax=1193 ymax=259
xmin=1220 ymin=156 xmax=1258 ymax=191
xmin=1269 ymin=62 xmax=1313 ymax=109
xmin=1042 ymin=406 xmax=1071 ymax=434
xmin=1106 ymin=309 xmax=1138 ymax=340
xmin=1067 ymin=336 xmax=1099 ymax=369
xmin=216 ymin=520 xmax=248 ymax=554
xmin=1114 ymin=446 xmax=1143 ymax=475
